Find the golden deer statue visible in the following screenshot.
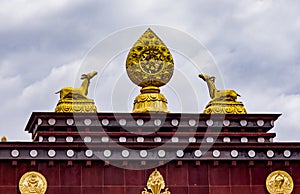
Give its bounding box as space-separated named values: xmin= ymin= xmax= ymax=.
xmin=198 ymin=73 xmax=240 ymax=102
xmin=56 ymin=71 xmax=97 ymax=100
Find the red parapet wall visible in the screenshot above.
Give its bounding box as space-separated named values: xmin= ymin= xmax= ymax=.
xmin=1 ymin=160 xmax=298 ymax=194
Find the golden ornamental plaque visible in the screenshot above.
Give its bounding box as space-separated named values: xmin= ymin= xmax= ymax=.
xmin=19 ymin=171 xmax=47 ymax=194
xmin=266 ymin=170 xmax=294 ymax=194
xmin=126 ymin=28 xmax=174 ymax=113
xmin=142 ymin=169 xmax=170 ymax=194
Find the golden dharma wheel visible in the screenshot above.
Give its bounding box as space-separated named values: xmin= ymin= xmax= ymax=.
xmin=126 ymin=28 xmax=174 ymax=87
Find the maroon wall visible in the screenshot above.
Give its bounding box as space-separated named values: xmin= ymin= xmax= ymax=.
xmin=0 ymin=160 xmax=298 ymax=194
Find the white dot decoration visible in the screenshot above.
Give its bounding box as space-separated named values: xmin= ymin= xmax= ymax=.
xmin=66 ymin=119 xmax=74 ymax=126
xmin=206 ymin=120 xmax=214 ymax=126
xmin=240 ymin=120 xmax=247 ymax=126
xmin=176 ymin=150 xmax=184 ymax=158
xmin=48 ymin=118 xmax=56 ymax=126
xmin=257 ymin=120 xmax=264 ymax=127
xmin=223 ymin=120 xmax=230 ymax=126
xmin=223 ymin=137 xmax=231 ymax=143
xmin=118 ymin=119 xmax=127 ymax=126
xmin=48 ymin=149 xmax=56 ymax=158
xmin=119 ymin=137 xmax=126 ymax=142
xmin=30 ymin=150 xmax=38 ymax=158
xmin=38 ymin=136 xmax=43 ymax=142
xmin=101 ymin=119 xmax=109 ymax=126
xmin=103 ymin=150 xmax=111 ymax=158
xmin=66 ymin=150 xmax=74 ymax=158
xmin=171 ymin=119 xmax=179 ymax=126
xmin=188 ymin=119 xmax=196 ymax=126
xmin=140 ymin=150 xmax=148 ymax=158
xmin=248 ymin=150 xmax=256 ymax=158
xmin=37 ymin=118 xmax=43 ymax=125
xmin=84 ymin=119 xmax=92 ymax=126
xmin=206 ymin=137 xmax=214 ymax=143
xmin=283 ymin=150 xmax=291 ymax=158
xmin=84 ymin=136 xmax=92 ymax=143
xmin=48 ymin=136 xmax=56 ymax=142
xmin=66 ymin=136 xmax=73 ymax=142
xmin=11 ymin=150 xmax=19 ymax=158
xmin=137 ymin=137 xmax=144 ymax=142
xmin=257 ymin=137 xmax=265 ymax=143
xmin=231 ymin=150 xmax=239 ymax=158
xmin=212 ymin=150 xmax=220 ymax=158
xmin=266 ymin=150 xmax=274 ymax=158
xmin=154 ymin=137 xmax=162 ymax=142
xmin=101 ymin=136 xmax=109 ymax=142
xmin=158 ymin=150 xmax=166 ymax=158
xmin=121 ymin=150 xmax=130 ymax=158
xmin=136 ymin=119 xmax=144 ymax=126
xmin=154 ymin=119 xmax=162 ymax=126
xmin=188 ymin=137 xmax=196 ymax=143
xmin=269 ymin=138 xmax=273 ymax=142
xmin=85 ymin=150 xmax=93 ymax=158
xmin=103 ymin=150 xmax=112 ymax=158
xmin=194 ymin=150 xmax=202 ymax=158
xmin=270 ymin=120 xmax=274 ymax=127
xmin=241 ymin=137 xmax=248 ymax=143
xmin=171 ymin=137 xmax=179 ymax=143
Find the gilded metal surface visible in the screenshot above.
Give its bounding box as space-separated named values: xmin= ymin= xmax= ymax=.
xmin=55 ymin=99 xmax=97 ymax=112
xmin=266 ymin=170 xmax=294 ymax=194
xmin=133 ymin=86 xmax=169 ymax=113
xmin=126 ymin=28 xmax=174 ymax=87
xmin=203 ymin=101 xmax=246 ymax=114
xmin=199 ymin=73 xmax=247 ymax=114
xmin=126 ymin=28 xmax=173 ymax=113
xmin=55 ymin=71 xmax=98 ymax=112
xmin=19 ymin=171 xmax=47 ymax=194
xmin=142 ymin=169 xmax=170 ymax=194
xmin=1 ymin=136 xmax=7 ymax=142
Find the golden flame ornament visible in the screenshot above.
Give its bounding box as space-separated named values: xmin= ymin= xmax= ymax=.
xmin=126 ymin=28 xmax=174 ymax=113
xmin=142 ymin=169 xmax=170 ymax=194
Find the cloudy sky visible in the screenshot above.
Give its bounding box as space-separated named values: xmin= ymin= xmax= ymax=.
xmin=0 ymin=0 xmax=299 ymax=141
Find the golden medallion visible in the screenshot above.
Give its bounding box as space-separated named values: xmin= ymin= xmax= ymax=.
xmin=266 ymin=170 xmax=294 ymax=194
xmin=19 ymin=171 xmax=47 ymax=194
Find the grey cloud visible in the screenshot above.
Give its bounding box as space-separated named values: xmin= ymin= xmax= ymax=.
xmin=0 ymin=1 xmax=299 ymax=141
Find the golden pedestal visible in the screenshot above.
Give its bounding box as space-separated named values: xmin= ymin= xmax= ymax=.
xmin=55 ymin=99 xmax=97 ymax=113
xmin=203 ymin=100 xmax=247 ymax=114
xmin=133 ymin=86 xmax=169 ymax=113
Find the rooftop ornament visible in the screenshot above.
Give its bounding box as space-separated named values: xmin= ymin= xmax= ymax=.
xmin=126 ymin=28 xmax=174 ymax=113
xmin=199 ymin=73 xmax=247 ymax=114
xmin=54 ymin=71 xmax=98 ymax=113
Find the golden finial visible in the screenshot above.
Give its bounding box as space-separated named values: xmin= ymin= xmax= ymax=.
xmin=126 ymin=28 xmax=174 ymax=113
xmin=199 ymin=74 xmax=247 ymax=114
xmin=55 ymin=71 xmax=98 ymax=113
xmin=19 ymin=171 xmax=47 ymax=194
xmin=1 ymin=136 xmax=7 ymax=142
xmin=142 ymin=169 xmax=170 ymax=194
xmin=266 ymin=170 xmax=294 ymax=194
